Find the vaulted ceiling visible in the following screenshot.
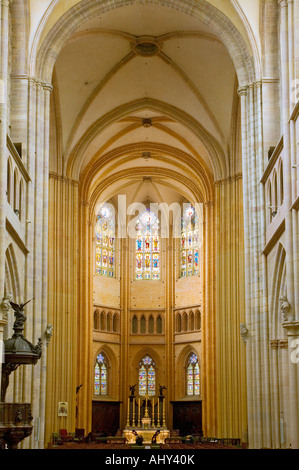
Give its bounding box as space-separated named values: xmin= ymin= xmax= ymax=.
xmin=49 ymin=2 xmax=241 ymax=206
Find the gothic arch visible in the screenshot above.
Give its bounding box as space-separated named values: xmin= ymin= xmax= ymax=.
xmin=269 ymin=242 xmax=289 ymax=448
xmin=4 ymin=243 xmax=21 ymax=302
xmin=175 ymin=345 xmax=201 ymax=399
xmin=33 ymin=0 xmax=256 ymax=86
xmin=270 ymin=242 xmax=287 ymax=339
xmin=132 ymin=348 xmax=162 ymax=379
xmin=94 ymin=345 xmax=118 ymax=399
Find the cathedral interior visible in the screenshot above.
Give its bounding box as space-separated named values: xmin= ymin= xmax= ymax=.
xmin=0 ymin=0 xmax=299 ymax=450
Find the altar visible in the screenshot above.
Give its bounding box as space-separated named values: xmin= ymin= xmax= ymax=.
xmin=123 ymin=388 xmax=170 ymax=444
xmin=123 ymin=428 xmax=170 ymax=445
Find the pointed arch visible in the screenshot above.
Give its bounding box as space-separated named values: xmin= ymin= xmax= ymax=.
xmin=94 ymin=345 xmax=118 ymax=398
xmin=13 ymin=168 xmax=19 ymax=212
xmin=175 ymin=345 xmax=201 ymax=399
xmin=19 ymin=179 xmax=24 ymax=221
xmin=4 ymin=243 xmax=21 ymax=302
xmin=278 ymin=159 xmax=284 ymax=206
xmin=6 ymin=158 xmax=12 ymax=205
xmin=270 ymin=243 xmax=287 ymax=339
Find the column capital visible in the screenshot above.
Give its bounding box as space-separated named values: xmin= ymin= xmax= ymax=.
xmin=28 ymin=77 xmax=53 ymax=93
xmin=237 ymin=85 xmax=248 ymax=97
xmin=279 ymin=0 xmax=288 ymax=8
xmin=1 ymin=0 xmax=10 ymax=8
xmin=283 ymin=321 xmax=299 ymax=336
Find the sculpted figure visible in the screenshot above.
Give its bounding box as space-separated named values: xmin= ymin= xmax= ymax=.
xmin=279 ymin=296 xmax=291 ymax=322
xmin=10 ymin=299 xmax=33 ymax=330
xmin=240 ymin=324 xmax=249 ymax=343
xmin=0 ymin=294 xmax=12 ymax=321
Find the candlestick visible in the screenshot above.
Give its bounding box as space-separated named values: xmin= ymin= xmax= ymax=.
xmin=162 ymin=399 xmax=166 ymax=428
xmin=126 ymin=397 xmax=130 ymax=427
xmin=138 ymin=397 xmax=141 ymax=428
xmin=132 ymin=397 xmax=135 ymax=426
xmin=157 ymin=398 xmax=160 ymax=427
xmin=152 ymin=397 xmax=155 ymax=426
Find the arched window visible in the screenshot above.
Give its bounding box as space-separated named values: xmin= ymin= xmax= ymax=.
xmin=13 ymin=169 xmax=18 ymax=212
xmin=7 ymin=159 xmax=11 ymax=204
xmin=95 ymin=204 xmax=115 ymax=277
xmin=132 ymin=315 xmax=138 ymax=334
xmin=177 ymin=314 xmax=182 ymax=332
xmin=100 ymin=311 xmax=105 ymax=330
xmin=273 ymin=171 xmax=278 ymax=211
xmin=140 ymin=315 xmax=146 ymax=333
xmin=148 ymin=315 xmax=154 ymax=334
xmin=181 ymin=205 xmax=200 ymax=277
xmin=94 ymin=310 xmax=99 ymax=330
xmin=135 ymin=209 xmax=160 ymax=280
xmin=113 ymin=314 xmax=118 ymax=332
xmin=187 ymin=353 xmax=200 ymax=396
xmin=156 ymin=315 xmax=162 ymax=334
xmin=94 ymin=352 xmax=108 ymax=396
xmin=19 ymin=180 xmax=23 ymax=221
xmin=279 ymin=160 xmax=284 ymax=206
xmin=139 ymin=355 xmax=156 ymax=396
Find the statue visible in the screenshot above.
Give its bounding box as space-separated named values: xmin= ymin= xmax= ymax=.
xmin=44 ymin=324 xmax=53 ymax=345
xmin=132 ymin=430 xmax=143 ymax=446
xmin=32 ymin=337 xmax=42 ymax=357
xmin=159 ymin=384 xmax=167 ymax=396
xmin=10 ymin=299 xmax=33 ymax=330
xmin=240 ymin=324 xmax=249 ymax=343
xmin=152 ymin=429 xmax=160 ymax=444
xmin=0 ymin=293 xmax=12 ymax=322
xmin=279 ymin=296 xmax=291 ymax=322
xmin=129 ymin=384 xmax=137 ymax=396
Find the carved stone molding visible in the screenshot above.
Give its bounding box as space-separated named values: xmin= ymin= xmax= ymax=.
xmin=237 ymin=85 xmax=248 ymax=97
xmin=279 ymin=340 xmax=288 ymax=349
xmin=44 ymin=324 xmax=53 ymax=346
xmin=279 ymin=295 xmax=292 ymax=322
xmin=240 ymin=324 xmax=249 ymax=343
xmin=0 ymin=293 xmax=12 ymax=324
xmin=28 ymin=76 xmax=53 ymax=93
xmin=270 ymin=340 xmax=279 ymax=349
xmin=282 ymin=321 xmax=299 ymax=337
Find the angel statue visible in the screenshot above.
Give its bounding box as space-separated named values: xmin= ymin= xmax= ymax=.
xmin=129 ymin=384 xmax=137 ymax=396
xmin=10 ymin=299 xmax=33 ymax=330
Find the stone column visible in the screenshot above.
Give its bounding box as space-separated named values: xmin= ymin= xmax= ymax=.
xmin=283 ymin=321 xmax=299 ymax=447
xmin=120 ymin=235 xmax=129 ymax=429
xmin=269 ymin=340 xmax=280 ymax=448
xmin=280 ymin=0 xmax=295 ymax=317
xmin=202 ymin=200 xmax=216 ymax=438
xmin=0 ymin=0 xmax=10 ymax=306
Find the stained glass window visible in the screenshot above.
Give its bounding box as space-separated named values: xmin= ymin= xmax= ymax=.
xmin=94 ymin=353 xmax=108 ymax=396
xmin=135 ymin=210 xmax=160 ymax=280
xmin=187 ymin=353 xmax=200 ymax=396
xmin=95 ymin=204 xmax=115 ymax=277
xmin=181 ymin=205 xmax=200 ymax=278
xmin=139 ymin=356 xmax=156 ymax=396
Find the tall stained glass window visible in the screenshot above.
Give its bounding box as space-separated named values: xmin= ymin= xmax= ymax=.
xmin=181 ymin=205 xmax=200 ymax=278
xmin=95 ymin=204 xmax=115 ymax=277
xmin=187 ymin=353 xmax=200 ymax=396
xmin=94 ymin=353 xmax=108 ymax=396
xmin=139 ymin=355 xmax=156 ymax=396
xmin=135 ymin=210 xmax=160 ymax=280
